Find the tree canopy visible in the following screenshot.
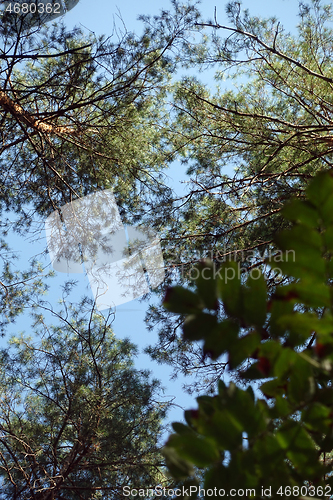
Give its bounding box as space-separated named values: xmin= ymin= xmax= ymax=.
xmin=145 ymin=0 xmax=333 ymax=392
xmin=0 ymin=0 xmax=193 ymax=496
xmin=2 ymin=0 xmax=333 ymax=496
xmin=0 ymin=0 xmax=200 ymax=223
xmin=0 ymin=302 xmax=167 ymax=499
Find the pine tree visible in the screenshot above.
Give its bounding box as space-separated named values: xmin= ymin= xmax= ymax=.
xmin=0 ymin=303 xmax=168 ymax=499
xmin=146 ymin=0 xmax=333 ymax=391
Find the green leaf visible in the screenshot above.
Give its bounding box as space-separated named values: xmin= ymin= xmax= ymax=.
xmin=277 ymin=225 xmax=322 ymax=252
xmin=228 ymin=332 xmax=261 ymax=369
xmin=303 ymin=403 xmax=331 ymax=434
xmin=172 ymin=422 xmax=196 ymax=435
xmin=217 ymin=262 xmax=242 ymax=318
xmin=204 ymin=464 xmax=229 ymax=491
xmin=183 ymin=313 xmax=218 ymax=341
xmin=269 ymin=297 xmax=294 ymax=338
xmin=275 ymin=228 xmax=325 ymax=281
xmin=322 ymin=225 xmax=333 ymax=253
xmin=282 ymin=199 xmax=320 ymax=228
xmin=273 ymin=395 xmax=292 ymax=418
xmin=163 ymin=286 xmax=203 ymax=314
xmin=275 ymin=422 xmax=313 ymax=451
xmin=321 ymin=192 xmax=333 ymax=226
xmin=203 ymin=409 xmax=244 ymax=449
xmin=242 ymin=272 xmax=267 ymax=329
xmin=163 ymin=446 xmax=194 ymax=479
xmin=260 ymin=378 xmax=286 ymax=399
xmin=252 ymin=434 xmax=284 ymax=465
xmin=193 ymin=259 xmax=218 ymax=310
xmin=275 ymin=281 xmax=331 ymax=309
xmin=292 ymin=280 xmax=331 ymax=308
xmin=278 ymin=312 xmax=317 ymax=347
xmin=273 ymin=350 xmax=314 ymax=403
xmin=273 ymin=349 xmax=298 ymax=379
xmin=203 ymin=319 xmax=239 ymax=360
xmin=276 ymin=422 xmax=320 ymax=475
xmin=166 ymin=434 xmax=220 ymax=467
xmin=306 ymin=171 xmax=333 ymax=220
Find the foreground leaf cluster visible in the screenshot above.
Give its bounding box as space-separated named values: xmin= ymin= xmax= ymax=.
xmin=164 ymin=171 xmax=333 ymax=497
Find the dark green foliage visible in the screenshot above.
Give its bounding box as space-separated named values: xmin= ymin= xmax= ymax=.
xmin=163 ymin=171 xmax=333 ymax=498
xmin=0 ymin=306 xmax=168 ymax=499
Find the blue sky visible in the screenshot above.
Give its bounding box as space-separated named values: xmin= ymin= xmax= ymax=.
xmin=6 ymin=0 xmax=303 ymax=434
xmin=63 ymin=0 xmax=300 ymax=37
